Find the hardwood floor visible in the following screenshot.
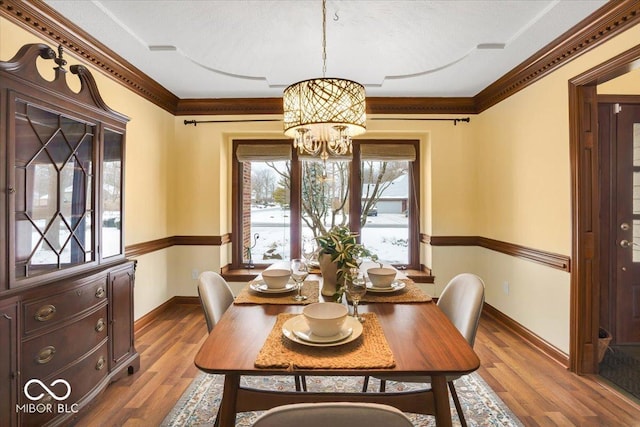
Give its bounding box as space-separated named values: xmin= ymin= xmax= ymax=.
xmin=73 ymin=303 xmax=640 ymax=426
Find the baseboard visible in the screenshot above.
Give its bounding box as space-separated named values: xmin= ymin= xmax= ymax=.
xmin=173 ymin=296 xmax=200 ymax=305
xmin=483 ymin=303 xmax=570 ymax=368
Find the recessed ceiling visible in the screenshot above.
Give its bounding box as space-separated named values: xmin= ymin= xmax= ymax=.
xmin=43 ymin=0 xmax=607 ymax=99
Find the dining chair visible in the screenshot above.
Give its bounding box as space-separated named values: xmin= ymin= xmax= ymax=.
xmin=252 ymin=402 xmax=414 ymax=427
xmin=361 ymin=272 xmax=485 ymax=427
xmin=196 ymin=271 xmax=307 ymax=392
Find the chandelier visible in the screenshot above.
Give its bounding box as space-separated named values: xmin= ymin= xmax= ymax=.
xmin=283 ymin=0 xmax=366 ymax=161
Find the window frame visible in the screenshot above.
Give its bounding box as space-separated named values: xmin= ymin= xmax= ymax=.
xmin=231 ymin=139 xmax=420 ymax=270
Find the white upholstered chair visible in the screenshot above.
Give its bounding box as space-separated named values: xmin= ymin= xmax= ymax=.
xmin=362 ymin=273 xmax=485 ymax=427
xmin=252 ymin=402 xmax=414 ymax=427
xmin=196 ymin=271 xmax=306 ymax=392
xmin=197 ymin=271 xmax=235 ymax=333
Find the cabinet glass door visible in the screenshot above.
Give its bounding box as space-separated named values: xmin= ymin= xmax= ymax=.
xmin=102 ymin=129 xmax=123 ymax=258
xmin=14 ymin=100 xmax=95 ymax=279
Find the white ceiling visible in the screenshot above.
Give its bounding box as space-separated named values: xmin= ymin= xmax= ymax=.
xmin=44 ymin=0 xmax=607 ymax=99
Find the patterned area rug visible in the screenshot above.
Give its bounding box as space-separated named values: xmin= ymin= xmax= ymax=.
xmin=162 ymin=373 xmax=522 ymax=426
xmin=600 ymin=345 xmax=640 ymax=400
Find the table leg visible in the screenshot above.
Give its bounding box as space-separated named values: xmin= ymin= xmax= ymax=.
xmin=218 ymin=374 xmax=241 ymax=427
xmin=431 ymin=375 xmax=453 ymax=427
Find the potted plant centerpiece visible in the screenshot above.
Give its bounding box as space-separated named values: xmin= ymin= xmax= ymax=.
xmin=315 ymin=225 xmax=377 ymax=300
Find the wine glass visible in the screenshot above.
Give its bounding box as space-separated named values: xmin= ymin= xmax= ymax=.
xmin=302 ymin=238 xmax=318 ymax=263
xmin=346 ymin=268 xmax=366 ymax=322
xmin=290 ymin=258 xmax=309 ymax=302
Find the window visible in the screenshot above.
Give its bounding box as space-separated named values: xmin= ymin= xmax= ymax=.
xmin=232 ymin=140 xmax=419 ymax=269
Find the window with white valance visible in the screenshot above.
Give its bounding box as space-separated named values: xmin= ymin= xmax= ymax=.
xmin=231 ymin=140 xmax=420 ymax=269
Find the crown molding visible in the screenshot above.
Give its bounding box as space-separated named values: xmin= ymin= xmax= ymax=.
xmin=2 ymin=0 xmax=638 ymax=116
xmin=175 ymin=97 xmax=284 ymax=116
xmin=475 ymin=0 xmax=640 ymax=112
xmin=175 ymin=96 xmax=479 ymax=116
xmin=0 ymin=0 xmax=179 ymax=113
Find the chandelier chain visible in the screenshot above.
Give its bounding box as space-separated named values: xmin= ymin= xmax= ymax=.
xmin=322 ymin=0 xmax=327 ymax=77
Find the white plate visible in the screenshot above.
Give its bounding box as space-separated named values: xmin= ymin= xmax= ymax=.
xmin=294 ymin=327 xmax=353 ymax=344
xmin=282 ymin=315 xmax=363 ymax=347
xmin=366 ymin=280 xmax=406 ymax=293
xmin=249 ymin=282 xmax=297 ymax=294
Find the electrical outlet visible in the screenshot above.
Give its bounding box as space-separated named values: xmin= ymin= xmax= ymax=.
xmin=191 ymin=269 xmax=199 ymax=280
xmin=502 ymin=281 xmax=509 ymax=295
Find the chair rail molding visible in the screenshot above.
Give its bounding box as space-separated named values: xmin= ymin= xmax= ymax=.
xmin=424 ymin=234 xmax=571 ymax=272
xmin=125 ymin=234 xmax=232 ymax=258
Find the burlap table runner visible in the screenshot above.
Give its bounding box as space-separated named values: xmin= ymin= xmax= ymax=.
xmin=359 ymin=279 xmax=432 ymax=303
xmin=234 ymin=280 xmax=320 ymax=305
xmin=254 ymin=312 xmax=395 ymax=369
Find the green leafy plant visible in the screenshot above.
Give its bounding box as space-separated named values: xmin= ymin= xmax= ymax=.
xmin=315 ymin=225 xmax=377 ymax=299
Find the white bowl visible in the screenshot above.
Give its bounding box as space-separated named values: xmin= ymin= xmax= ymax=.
xmin=261 ymin=269 xmax=291 ymax=289
xmin=302 ymin=302 xmax=348 ymax=337
xmin=367 ymin=267 xmax=396 ymax=288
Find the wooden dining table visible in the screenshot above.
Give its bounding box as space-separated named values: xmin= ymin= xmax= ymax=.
xmin=194 ymin=277 xmax=480 ymax=427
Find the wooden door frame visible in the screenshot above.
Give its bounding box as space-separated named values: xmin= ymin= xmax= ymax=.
xmin=569 ymin=44 xmax=640 ymax=374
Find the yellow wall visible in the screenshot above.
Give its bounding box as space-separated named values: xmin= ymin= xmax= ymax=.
xmin=598 ymin=67 xmax=640 ymax=94
xmin=467 ymin=22 xmax=640 ymax=353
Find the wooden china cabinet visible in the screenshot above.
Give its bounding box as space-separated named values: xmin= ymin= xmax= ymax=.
xmin=0 ymin=44 xmax=139 ymax=426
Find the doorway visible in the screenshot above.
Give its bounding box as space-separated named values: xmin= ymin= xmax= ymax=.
xmin=569 ymin=44 xmax=640 ymax=377
xmin=597 ymin=100 xmax=640 ymax=400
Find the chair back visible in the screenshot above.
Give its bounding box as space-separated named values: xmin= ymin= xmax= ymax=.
xmin=197 ymin=271 xmax=234 ymax=332
xmin=252 ymin=402 xmax=413 ymax=427
xmin=437 ymin=273 xmax=485 ymax=346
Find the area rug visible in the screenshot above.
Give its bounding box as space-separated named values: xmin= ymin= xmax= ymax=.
xmin=162 ymin=373 xmax=522 ymax=426
xmin=600 ymin=345 xmax=640 ymax=401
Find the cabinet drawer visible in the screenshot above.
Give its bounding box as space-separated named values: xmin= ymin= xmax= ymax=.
xmin=22 ymin=306 xmax=108 ymax=382
xmin=23 ymin=278 xmax=107 ymax=335
xmin=20 ymin=341 xmax=109 ymax=427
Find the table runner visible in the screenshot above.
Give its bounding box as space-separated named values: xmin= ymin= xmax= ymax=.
xmin=234 ymin=280 xmax=320 ymax=305
xmin=254 ymin=313 xmax=395 ymax=369
xmin=359 ymin=279 xmax=432 ymax=303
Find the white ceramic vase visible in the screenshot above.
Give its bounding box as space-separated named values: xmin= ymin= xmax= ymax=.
xmin=319 ymin=253 xmax=339 ymax=297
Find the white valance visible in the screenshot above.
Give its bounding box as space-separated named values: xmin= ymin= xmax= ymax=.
xmin=360 ymin=144 xmax=416 ymax=161
xmin=236 ymin=143 xmax=292 ymax=162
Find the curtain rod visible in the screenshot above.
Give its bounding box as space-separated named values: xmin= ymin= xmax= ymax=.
xmin=183 ymin=117 xmax=470 ymax=126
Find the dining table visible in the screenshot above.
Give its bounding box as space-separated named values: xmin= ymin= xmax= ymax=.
xmin=193 ymin=274 xmax=480 ymax=427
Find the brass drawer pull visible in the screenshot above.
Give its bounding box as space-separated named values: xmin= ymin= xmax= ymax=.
xmin=95 ymin=356 xmax=106 ymax=371
xmin=95 ymin=287 xmax=106 ymax=298
xmin=36 ymin=346 xmax=56 ymax=364
xmin=95 ymin=318 xmax=106 ymax=332
xmin=34 ymin=305 xmax=56 ymax=322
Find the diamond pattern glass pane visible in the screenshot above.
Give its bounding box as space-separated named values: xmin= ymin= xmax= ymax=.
xmin=13 ymin=100 xmax=95 ymax=279
xmin=29 ymin=162 xmax=57 ymax=233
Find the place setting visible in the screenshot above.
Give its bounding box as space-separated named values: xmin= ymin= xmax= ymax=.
xmin=281 ymin=302 xmax=363 ymax=347
xmin=255 ymin=300 xmax=395 ymax=370
xmin=358 ymin=266 xmax=432 ymax=303
xmin=234 ymin=259 xmax=320 ymax=305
